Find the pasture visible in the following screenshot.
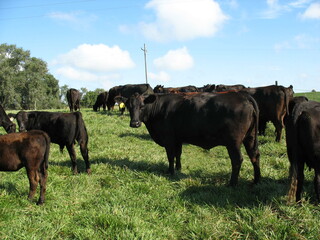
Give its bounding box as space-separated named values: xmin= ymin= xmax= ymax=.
xmin=1 ymin=92 xmax=320 ymax=239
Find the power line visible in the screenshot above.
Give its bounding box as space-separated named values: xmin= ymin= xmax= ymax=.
xmin=0 ymin=0 xmax=96 ymax=10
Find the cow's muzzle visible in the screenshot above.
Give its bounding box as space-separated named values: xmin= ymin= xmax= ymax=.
xmin=130 ymin=121 xmax=141 ymax=128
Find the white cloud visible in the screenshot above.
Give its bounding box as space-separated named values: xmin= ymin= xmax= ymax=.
xmin=301 ymin=3 xmax=320 ymax=19
xmin=53 ymin=44 xmax=135 ymax=72
xmin=261 ymin=0 xmax=311 ymax=19
xmin=153 ymin=47 xmax=194 ymax=71
xmin=48 ymin=11 xmax=97 ymax=29
xmin=139 ymin=0 xmax=228 ymax=42
xmin=274 ymin=34 xmax=320 ymax=52
xmin=52 ymin=44 xmax=135 ymax=89
xmin=149 ymin=71 xmax=171 ymax=82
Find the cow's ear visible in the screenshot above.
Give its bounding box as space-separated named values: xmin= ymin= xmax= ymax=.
xmin=144 ymin=94 xmax=156 ymax=104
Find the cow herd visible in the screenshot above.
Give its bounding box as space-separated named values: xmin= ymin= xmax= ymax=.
xmin=0 ymin=83 xmax=319 ymax=205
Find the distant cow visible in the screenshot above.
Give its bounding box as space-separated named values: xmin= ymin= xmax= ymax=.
xmin=0 ymin=104 xmax=16 ymax=133
xmin=0 ymin=130 xmax=50 ymax=205
xmin=286 ymin=99 xmax=320 ymax=203
xmin=15 ymin=111 xmax=90 ymax=174
xmin=127 ymin=92 xmax=260 ymax=186
xmin=153 ymin=85 xmax=199 ymax=93
xmin=107 ymin=84 xmax=154 ymax=111
xmin=93 ymin=91 xmax=108 ymax=111
xmin=215 ymin=84 xmax=245 ymax=92
xmin=198 ymin=84 xmax=216 ymax=92
xmin=66 ymin=88 xmax=81 ymax=112
xmin=241 ymin=85 xmax=294 ymax=142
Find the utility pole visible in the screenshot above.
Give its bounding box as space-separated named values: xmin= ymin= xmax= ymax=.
xmin=141 ymin=43 xmax=148 ymax=84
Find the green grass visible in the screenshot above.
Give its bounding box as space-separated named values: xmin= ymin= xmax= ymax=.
xmin=1 ymin=94 xmax=320 ymax=239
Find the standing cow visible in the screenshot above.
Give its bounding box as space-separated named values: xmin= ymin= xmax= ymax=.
xmin=0 ymin=130 xmax=50 ymax=205
xmin=0 ymin=104 xmax=16 ymax=133
xmin=241 ymin=85 xmax=294 ymax=142
xmin=93 ymin=91 xmax=108 ymax=111
xmin=15 ymin=111 xmax=90 ymax=174
xmin=107 ymin=84 xmax=154 ymax=111
xmin=286 ymin=99 xmax=320 ymax=203
xmin=127 ymin=92 xmax=260 ymax=186
xmin=66 ymin=88 xmax=81 ymax=112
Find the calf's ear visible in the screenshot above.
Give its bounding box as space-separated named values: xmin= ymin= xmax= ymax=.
xmin=144 ymin=94 xmax=156 ymax=104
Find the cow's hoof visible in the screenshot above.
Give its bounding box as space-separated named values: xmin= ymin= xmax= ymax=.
xmin=86 ymin=169 xmax=92 ymax=175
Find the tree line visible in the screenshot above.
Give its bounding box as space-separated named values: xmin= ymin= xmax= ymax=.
xmin=0 ymin=43 xmax=104 ymax=110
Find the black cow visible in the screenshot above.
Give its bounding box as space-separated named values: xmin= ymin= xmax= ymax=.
xmin=215 ymin=84 xmax=245 ymax=92
xmin=286 ymin=99 xmax=320 ymax=203
xmin=241 ymin=85 xmax=294 ymax=142
xmin=153 ymin=85 xmax=199 ymax=93
xmin=127 ymin=92 xmax=260 ymax=186
xmin=15 ymin=111 xmax=90 ymax=174
xmin=198 ymin=84 xmax=216 ymax=92
xmin=93 ymin=91 xmax=108 ymax=111
xmin=0 ymin=104 xmax=16 ymax=133
xmin=0 ymin=130 xmax=50 ymax=205
xmin=66 ymin=88 xmax=81 ymax=112
xmin=107 ymin=84 xmax=154 ymax=111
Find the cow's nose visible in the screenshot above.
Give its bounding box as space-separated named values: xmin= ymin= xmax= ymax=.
xmin=130 ymin=121 xmax=141 ymax=128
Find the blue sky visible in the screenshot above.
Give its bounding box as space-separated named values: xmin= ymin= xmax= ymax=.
xmin=1 ymin=0 xmax=319 ymax=92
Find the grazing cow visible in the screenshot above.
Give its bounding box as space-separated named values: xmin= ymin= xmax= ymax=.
xmin=107 ymin=84 xmax=154 ymax=111
xmin=0 ymin=130 xmax=50 ymax=205
xmin=241 ymin=85 xmax=294 ymax=142
xmin=215 ymin=84 xmax=245 ymax=92
xmin=93 ymin=91 xmax=108 ymax=111
xmin=66 ymin=88 xmax=81 ymax=112
xmin=286 ymin=99 xmax=320 ymax=203
xmin=0 ymin=104 xmax=16 ymax=133
xmin=15 ymin=111 xmax=90 ymax=174
xmin=153 ymin=85 xmax=199 ymax=93
xmin=127 ymin=92 xmax=260 ymax=186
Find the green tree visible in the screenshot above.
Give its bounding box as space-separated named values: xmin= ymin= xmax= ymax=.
xmin=0 ymin=43 xmax=61 ymax=109
xmin=81 ymin=88 xmax=106 ymax=108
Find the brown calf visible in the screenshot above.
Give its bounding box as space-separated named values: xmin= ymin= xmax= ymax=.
xmin=0 ymin=130 xmax=50 ymax=205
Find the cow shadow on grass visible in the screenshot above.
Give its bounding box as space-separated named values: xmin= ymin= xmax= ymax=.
xmin=91 ymin=156 xmax=177 ymax=177
xmin=0 ymin=182 xmax=20 ymax=196
xmin=119 ymin=132 xmax=152 ymax=141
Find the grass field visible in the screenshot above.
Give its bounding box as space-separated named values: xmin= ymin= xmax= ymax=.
xmin=1 ymin=92 xmax=320 ymax=239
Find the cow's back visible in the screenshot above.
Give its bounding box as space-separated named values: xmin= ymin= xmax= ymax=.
xmin=143 ymin=92 xmax=257 ymax=149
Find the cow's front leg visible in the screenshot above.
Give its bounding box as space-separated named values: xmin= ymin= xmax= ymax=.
xmin=66 ymin=144 xmax=78 ymax=174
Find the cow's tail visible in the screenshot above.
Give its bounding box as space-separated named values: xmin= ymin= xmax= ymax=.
xmin=42 ymin=132 xmax=51 ymax=171
xmin=245 ymin=93 xmax=259 ymax=151
xmin=74 ymin=112 xmax=88 ymax=146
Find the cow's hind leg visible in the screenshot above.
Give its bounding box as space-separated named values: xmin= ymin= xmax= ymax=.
xmin=175 ymin=143 xmax=182 ymax=171
xmin=226 ymin=145 xmax=243 ymax=186
xmin=274 ymin=120 xmax=283 ymax=142
xmin=243 ymin=136 xmax=261 ymax=184
xmin=66 ymin=144 xmax=78 ymax=174
xmin=296 ymin=161 xmax=305 ymax=202
xmin=26 ymin=168 xmax=39 ymax=202
xmin=37 ymin=166 xmax=48 ymax=205
xmin=314 ymin=168 xmax=320 ymax=203
xmin=80 ymin=142 xmax=91 ymax=174
xmin=165 ymin=146 xmax=176 ymax=175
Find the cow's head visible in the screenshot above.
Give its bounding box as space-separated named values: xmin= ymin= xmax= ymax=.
xmin=127 ymin=93 xmax=156 ymax=128
xmin=5 ymin=122 xmax=16 ymax=133
xmin=16 ymin=111 xmax=34 ymax=132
